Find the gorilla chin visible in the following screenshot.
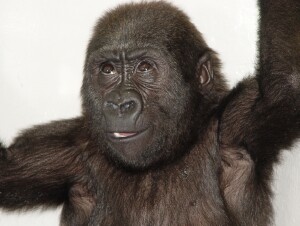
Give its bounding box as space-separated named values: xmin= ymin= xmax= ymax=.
xmin=104 ymin=127 xmax=160 ymax=169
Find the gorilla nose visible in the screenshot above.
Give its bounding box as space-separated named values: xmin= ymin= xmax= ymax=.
xmin=103 ymin=89 xmax=142 ymax=120
xmin=105 ymin=100 xmax=137 ymax=114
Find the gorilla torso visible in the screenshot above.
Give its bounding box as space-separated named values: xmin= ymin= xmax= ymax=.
xmin=62 ymin=118 xmax=254 ymax=226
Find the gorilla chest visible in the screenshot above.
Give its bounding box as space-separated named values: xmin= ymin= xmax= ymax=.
xmin=91 ymin=158 xmax=227 ymax=225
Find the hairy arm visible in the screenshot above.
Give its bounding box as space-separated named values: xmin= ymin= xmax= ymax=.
xmin=0 ymin=117 xmax=86 ymax=210
xmin=221 ymin=0 xmax=300 ymax=176
xmin=219 ymin=1 xmax=300 ymax=224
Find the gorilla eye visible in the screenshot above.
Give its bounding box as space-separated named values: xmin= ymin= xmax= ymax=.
xmin=100 ymin=63 xmax=115 ymax=74
xmin=137 ymin=61 xmax=153 ymax=72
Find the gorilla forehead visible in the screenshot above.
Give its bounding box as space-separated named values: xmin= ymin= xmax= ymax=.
xmin=87 ymin=2 xmax=205 ymax=55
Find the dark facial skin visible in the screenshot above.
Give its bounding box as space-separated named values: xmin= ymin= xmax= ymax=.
xmin=84 ymin=46 xmax=201 ymax=169
xmin=0 ymin=1 xmax=300 ymax=225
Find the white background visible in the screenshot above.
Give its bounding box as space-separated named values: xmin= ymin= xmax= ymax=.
xmin=0 ymin=0 xmax=299 ymax=225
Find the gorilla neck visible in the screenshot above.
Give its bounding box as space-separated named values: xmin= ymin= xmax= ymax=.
xmin=89 ymin=119 xmax=224 ymax=225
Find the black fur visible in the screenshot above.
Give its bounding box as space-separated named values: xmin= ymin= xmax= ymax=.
xmin=0 ymin=141 xmax=6 ymax=159
xmin=0 ymin=1 xmax=299 ymax=225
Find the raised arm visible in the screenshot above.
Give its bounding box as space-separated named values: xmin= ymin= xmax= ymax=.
xmin=218 ymin=1 xmax=300 ymax=224
xmin=0 ymin=117 xmax=86 ymax=210
xmin=220 ymin=0 xmax=300 ymax=171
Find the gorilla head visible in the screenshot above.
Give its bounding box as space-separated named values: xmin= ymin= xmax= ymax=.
xmin=81 ymin=2 xmax=228 ymax=169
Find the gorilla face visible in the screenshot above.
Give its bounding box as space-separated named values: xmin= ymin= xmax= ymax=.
xmin=83 ymin=46 xmax=198 ymax=169
xmin=81 ymin=2 xmax=214 ymax=169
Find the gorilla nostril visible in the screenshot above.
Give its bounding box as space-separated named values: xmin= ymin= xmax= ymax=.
xmin=105 ymin=101 xmax=119 ymax=110
xmin=120 ymin=100 xmax=136 ymax=112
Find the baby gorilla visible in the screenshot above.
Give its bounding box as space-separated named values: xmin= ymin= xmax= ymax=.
xmin=1 ymin=1 xmax=300 ymax=225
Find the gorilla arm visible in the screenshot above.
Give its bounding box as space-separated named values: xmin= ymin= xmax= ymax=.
xmin=219 ymin=0 xmax=300 ymax=224
xmin=0 ymin=117 xmax=85 ymax=210
xmin=250 ymin=0 xmax=300 ymax=165
xmin=221 ymin=0 xmax=300 ymax=175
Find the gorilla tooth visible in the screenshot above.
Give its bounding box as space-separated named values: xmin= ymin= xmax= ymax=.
xmin=113 ymin=132 xmax=137 ymax=138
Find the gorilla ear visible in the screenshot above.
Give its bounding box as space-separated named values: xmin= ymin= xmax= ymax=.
xmin=196 ymin=53 xmax=214 ymax=86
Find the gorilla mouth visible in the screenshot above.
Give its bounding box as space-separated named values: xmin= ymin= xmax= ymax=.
xmin=112 ymin=132 xmax=137 ymax=138
xmin=107 ymin=128 xmax=150 ymax=141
